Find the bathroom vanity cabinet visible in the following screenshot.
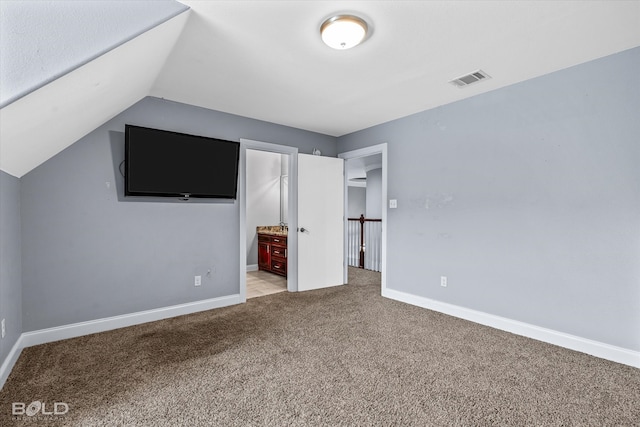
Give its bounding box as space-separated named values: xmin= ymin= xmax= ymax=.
xmin=257 ymin=232 xmax=287 ymax=278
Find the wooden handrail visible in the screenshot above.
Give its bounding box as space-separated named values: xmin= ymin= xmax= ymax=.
xmin=348 ymin=217 xmax=382 ymax=222
xmin=347 ymin=215 xmax=381 ymax=268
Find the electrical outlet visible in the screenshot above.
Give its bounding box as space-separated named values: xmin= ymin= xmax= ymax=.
xmin=1 ymin=318 xmax=5 ymax=338
xmin=440 ymin=276 xmax=447 ymax=287
xmin=194 ymin=275 xmax=202 ymax=287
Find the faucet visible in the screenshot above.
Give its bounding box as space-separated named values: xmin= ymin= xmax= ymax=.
xmin=279 ymin=221 xmax=286 ymax=231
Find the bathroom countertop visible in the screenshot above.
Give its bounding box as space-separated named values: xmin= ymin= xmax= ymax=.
xmin=256 ymin=225 xmax=288 ymax=237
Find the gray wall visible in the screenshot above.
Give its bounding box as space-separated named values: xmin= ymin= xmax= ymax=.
xmin=338 ymin=47 xmax=640 ymax=351
xmin=21 ymin=96 xmax=336 ymax=331
xmin=365 ymin=168 xmax=382 ymax=219
xmin=348 ymin=186 xmax=366 ymax=218
xmin=0 ymin=170 xmax=22 ymax=364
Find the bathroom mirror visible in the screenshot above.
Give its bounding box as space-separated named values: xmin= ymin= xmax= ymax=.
xmin=280 ymin=175 xmax=288 ymax=225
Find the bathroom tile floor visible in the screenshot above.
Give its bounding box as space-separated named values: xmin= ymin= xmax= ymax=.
xmin=247 ymin=270 xmax=287 ymax=299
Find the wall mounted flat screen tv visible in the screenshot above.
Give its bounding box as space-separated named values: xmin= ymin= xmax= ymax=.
xmin=125 ymin=125 xmax=240 ymax=199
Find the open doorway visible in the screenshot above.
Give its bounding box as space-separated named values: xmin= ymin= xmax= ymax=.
xmin=339 ymin=144 xmax=388 ymax=292
xmin=239 ymin=140 xmax=352 ymax=300
xmin=238 ymin=139 xmax=299 ymax=302
xmin=245 ymin=149 xmax=289 ymax=299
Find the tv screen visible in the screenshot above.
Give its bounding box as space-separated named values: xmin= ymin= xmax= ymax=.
xmin=125 ymin=125 xmax=240 ymax=199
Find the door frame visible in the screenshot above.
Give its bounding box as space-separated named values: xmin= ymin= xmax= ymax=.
xmin=338 ymin=143 xmax=388 ymax=292
xmin=239 ymin=139 xmax=299 ymax=301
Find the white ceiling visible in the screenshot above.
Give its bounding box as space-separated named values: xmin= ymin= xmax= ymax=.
xmin=0 ymin=0 xmax=187 ymax=107
xmin=154 ymin=0 xmax=640 ymax=137
xmin=0 ymin=12 xmax=189 ymax=178
xmin=1 ymin=1 xmax=639 ymax=177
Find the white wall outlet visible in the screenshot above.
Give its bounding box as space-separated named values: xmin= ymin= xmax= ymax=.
xmin=440 ymin=276 xmax=447 ymax=287
xmin=389 ymin=199 xmax=398 ymax=209
xmin=194 ymin=275 xmax=202 ymax=287
xmin=1 ymin=318 xmax=5 ymax=338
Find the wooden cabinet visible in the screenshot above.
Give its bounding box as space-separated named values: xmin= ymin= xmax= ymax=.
xmin=258 ymin=233 xmax=287 ymax=278
xmin=258 ymin=240 xmax=270 ymax=270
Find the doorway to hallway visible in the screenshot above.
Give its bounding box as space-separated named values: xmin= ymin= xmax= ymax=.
xmin=339 ymin=143 xmax=388 ymax=292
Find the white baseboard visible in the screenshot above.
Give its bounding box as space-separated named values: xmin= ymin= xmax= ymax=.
xmin=2 ymin=294 xmax=241 ymax=390
xmin=247 ymin=264 xmax=258 ymax=272
xmin=382 ymin=288 xmax=640 ymax=369
xmin=21 ymin=294 xmax=242 ymax=349
xmin=0 ymin=335 xmax=24 ymax=390
xmin=4 ymin=288 xmax=637 ymax=391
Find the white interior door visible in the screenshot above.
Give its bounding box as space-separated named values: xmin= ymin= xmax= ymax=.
xmin=298 ymin=154 xmax=344 ymax=291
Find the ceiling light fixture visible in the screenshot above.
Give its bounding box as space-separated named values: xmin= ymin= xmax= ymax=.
xmin=320 ymin=15 xmax=368 ymax=50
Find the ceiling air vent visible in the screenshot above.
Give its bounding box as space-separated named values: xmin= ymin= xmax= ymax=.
xmin=449 ymin=70 xmax=491 ymax=88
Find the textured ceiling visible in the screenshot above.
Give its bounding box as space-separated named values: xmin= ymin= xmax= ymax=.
xmin=0 ymin=0 xmax=187 ymax=107
xmin=0 ymin=7 xmax=189 ymax=178
xmin=1 ymin=1 xmax=639 ymax=177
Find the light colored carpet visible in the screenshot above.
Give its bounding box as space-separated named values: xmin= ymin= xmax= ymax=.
xmin=1 ymin=268 xmax=638 ymax=426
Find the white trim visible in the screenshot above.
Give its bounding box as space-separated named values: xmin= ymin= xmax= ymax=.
xmin=21 ymin=294 xmax=241 ymax=348
xmin=239 ymin=139 xmax=299 ymax=296
xmin=338 ymin=143 xmax=388 ymax=292
xmin=382 ymin=287 xmax=640 ymax=368
xmin=3 ymin=287 xmax=636 ymax=391
xmin=246 ymin=264 xmax=259 ymax=272
xmin=364 ymin=162 xmax=383 ymax=173
xmin=1 ymin=294 xmax=241 ymax=389
xmin=0 ymin=335 xmax=24 ymax=390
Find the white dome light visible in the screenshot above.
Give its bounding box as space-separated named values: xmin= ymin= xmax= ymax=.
xmin=320 ymin=15 xmax=368 ymax=50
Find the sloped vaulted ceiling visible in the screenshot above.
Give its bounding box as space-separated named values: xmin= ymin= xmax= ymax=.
xmin=1 ymin=1 xmax=639 ymax=178
xmin=0 ymin=1 xmax=189 ymax=178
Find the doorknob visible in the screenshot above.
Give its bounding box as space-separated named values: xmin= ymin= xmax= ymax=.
xmin=299 ymin=227 xmax=308 ymax=233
